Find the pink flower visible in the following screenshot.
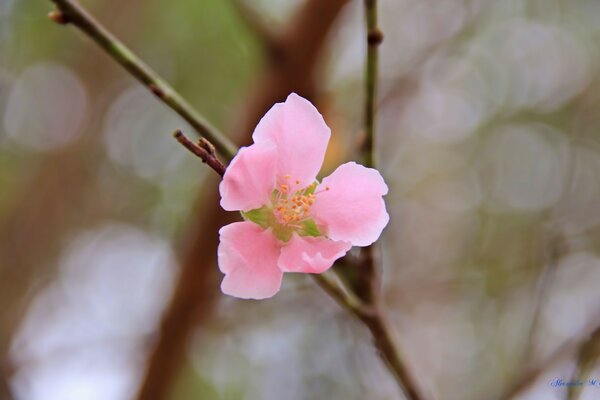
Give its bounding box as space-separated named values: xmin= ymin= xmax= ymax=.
xmin=218 ymin=93 xmax=389 ymax=299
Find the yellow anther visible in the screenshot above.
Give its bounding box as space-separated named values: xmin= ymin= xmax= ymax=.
xmin=273 ymin=181 xmax=329 ymax=226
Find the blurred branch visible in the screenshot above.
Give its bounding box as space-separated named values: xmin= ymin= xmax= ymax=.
xmin=48 ymin=0 xmax=421 ymax=398
xmin=230 ymin=0 xmax=281 ymax=58
xmin=519 ymin=231 xmax=562 ymax=369
xmin=137 ymin=1 xmax=351 ymax=400
xmin=567 ymin=329 xmax=600 ymax=400
xmin=48 ymin=0 xmax=237 ymax=159
xmin=504 ymin=313 xmax=600 ymax=399
xmin=136 ymin=185 xmax=235 ymax=400
xmin=173 ymin=130 xmax=226 ymax=176
xmin=46 ymin=0 xmax=423 ymax=398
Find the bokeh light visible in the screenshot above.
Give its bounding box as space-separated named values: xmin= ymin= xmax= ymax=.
xmin=3 ymin=0 xmax=600 ymax=399
xmin=3 ymin=62 xmax=88 ymax=152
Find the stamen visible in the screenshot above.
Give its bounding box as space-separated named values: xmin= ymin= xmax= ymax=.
xmin=314 ymin=186 xmax=331 ymax=195
xmin=272 ymin=177 xmax=329 ymax=227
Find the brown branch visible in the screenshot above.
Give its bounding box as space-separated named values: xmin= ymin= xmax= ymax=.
xmin=136 ymin=1 xmax=350 ymax=399
xmin=230 ymin=0 xmax=282 ymax=58
xmin=173 ymin=130 xmax=226 ymax=176
xmin=136 ymin=182 xmax=235 ymax=400
xmin=232 ymin=0 xmax=351 ymax=139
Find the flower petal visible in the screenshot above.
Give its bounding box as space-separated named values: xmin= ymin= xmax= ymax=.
xmin=219 ymin=143 xmax=277 ymax=212
xmin=252 ymin=93 xmax=330 ymax=187
xmin=278 ymin=234 xmax=351 ymax=274
xmin=218 ymin=222 xmax=283 ymax=299
xmin=312 ymin=162 xmax=389 ymax=246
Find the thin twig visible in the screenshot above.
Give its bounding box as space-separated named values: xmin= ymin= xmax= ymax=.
xmin=173 ymin=130 xmax=226 ymax=176
xmin=339 ymin=1 xmax=423 ymax=399
xmin=362 ymin=0 xmax=383 ymax=167
xmin=48 ymin=0 xmax=237 ymax=160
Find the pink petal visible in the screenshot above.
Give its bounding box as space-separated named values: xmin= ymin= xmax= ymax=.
xmin=252 ymin=93 xmax=330 ymax=187
xmin=312 ymin=162 xmax=389 ymax=247
xmin=218 ymin=222 xmax=283 ymax=299
xmin=219 ymin=143 xmax=277 ymax=212
xmin=278 ymin=234 xmax=351 ymax=274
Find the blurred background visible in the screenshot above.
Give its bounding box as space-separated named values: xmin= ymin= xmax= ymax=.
xmin=1 ymin=0 xmax=600 ymax=399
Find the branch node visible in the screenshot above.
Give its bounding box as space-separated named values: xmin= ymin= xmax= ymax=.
xmin=367 ymin=28 xmax=384 ymax=46
xmin=149 ymin=83 xmax=165 ymax=99
xmin=48 ymin=10 xmax=70 ymax=25
xmin=198 ymin=138 xmax=216 ymax=156
xmin=173 ymin=130 xmax=226 ymax=176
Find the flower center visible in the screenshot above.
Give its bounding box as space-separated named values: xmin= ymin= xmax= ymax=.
xmin=240 ymin=175 xmax=329 ymax=242
xmin=273 ymin=183 xmax=316 ymax=226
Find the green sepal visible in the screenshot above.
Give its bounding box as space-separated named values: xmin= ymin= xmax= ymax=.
xmin=271 ymin=224 xmax=293 ymax=242
xmin=303 ymin=181 xmax=319 ymax=195
xmin=298 ymin=219 xmax=321 ymax=237
xmin=241 ymin=206 xmax=271 ymax=228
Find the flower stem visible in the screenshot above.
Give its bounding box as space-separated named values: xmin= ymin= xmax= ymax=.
xmin=48 ymin=0 xmax=238 ymax=160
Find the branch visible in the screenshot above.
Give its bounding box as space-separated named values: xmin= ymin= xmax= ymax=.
xmin=312 ymin=272 xmax=367 ymax=316
xmin=314 ymin=271 xmax=423 ymax=400
xmin=361 ymin=0 xmax=383 ymax=167
xmin=48 ymin=0 xmax=237 ymax=160
xmin=330 ymin=2 xmax=423 ymax=399
xmin=137 ymin=1 xmax=351 ymax=400
xmin=503 ymin=312 xmax=600 ymax=399
xmin=173 ymin=130 xmax=226 ymax=176
xmin=230 ymin=0 xmax=282 ymax=58
xmin=567 ymin=329 xmax=600 ymax=400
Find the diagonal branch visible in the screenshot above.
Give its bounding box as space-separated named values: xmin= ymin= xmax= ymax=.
xmin=48 ymin=0 xmax=237 ymax=159
xmin=503 ymin=318 xmax=600 ymax=400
